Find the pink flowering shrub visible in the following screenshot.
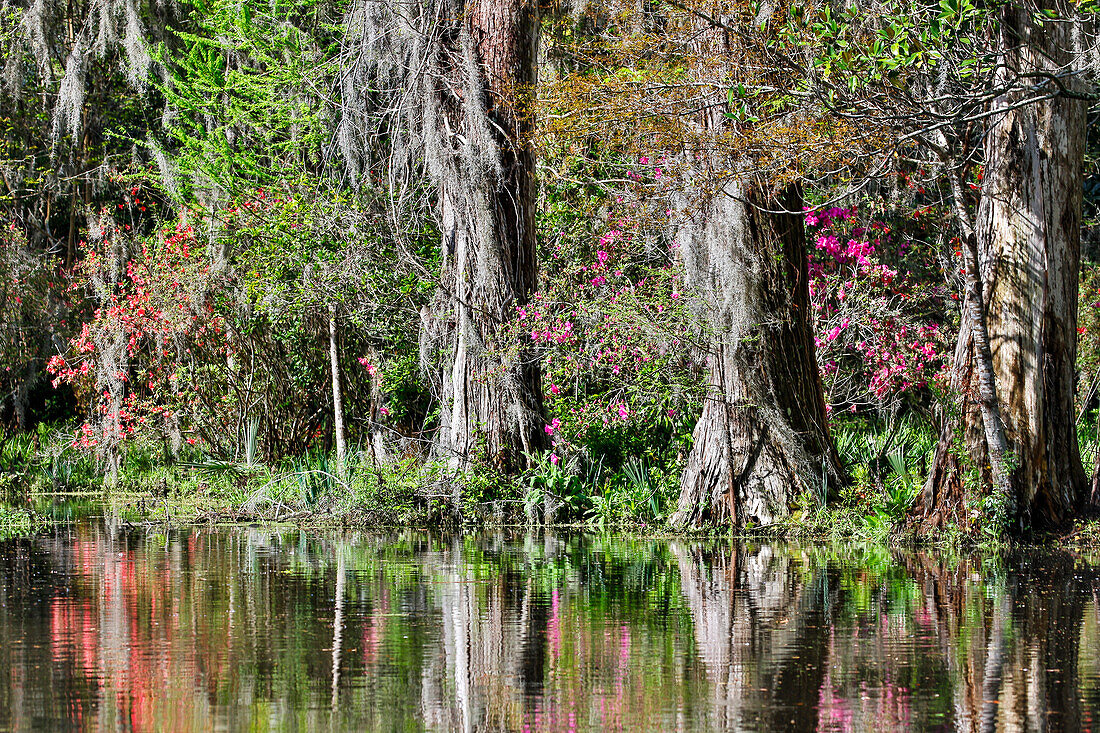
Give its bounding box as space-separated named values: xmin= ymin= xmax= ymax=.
xmin=46 ymin=185 xmax=434 ymax=472
xmin=525 ymin=163 xmax=951 ymax=479
xmin=521 ymin=170 xmax=702 ymax=468
xmin=47 ymin=216 xmax=225 ymax=460
xmin=806 ymin=205 xmax=949 ymax=415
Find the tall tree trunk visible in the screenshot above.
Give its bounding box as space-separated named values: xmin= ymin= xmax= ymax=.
xmin=671 ymin=184 xmax=841 ymax=528
xmin=428 ymin=0 xmax=546 ymax=475
xmin=920 ymin=3 xmax=1087 ymax=532
xmin=329 ymin=304 xmax=347 ymax=475
xmin=920 ymin=169 xmax=1016 ymax=529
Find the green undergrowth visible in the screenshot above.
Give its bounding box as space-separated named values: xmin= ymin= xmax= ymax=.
xmin=1040 ymin=518 xmax=1100 ymax=551
xmin=0 ymin=415 xmax=1053 ymax=545
xmin=0 ymin=503 xmax=45 ymax=539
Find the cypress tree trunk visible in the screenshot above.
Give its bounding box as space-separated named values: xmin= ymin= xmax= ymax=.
xmin=429 ymin=0 xmax=546 ymax=474
xmin=670 ymin=184 xmax=841 ymax=528
xmin=920 ymin=3 xmax=1086 ymax=531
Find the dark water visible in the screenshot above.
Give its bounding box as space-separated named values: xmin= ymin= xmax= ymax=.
xmin=1 ymin=524 xmax=1099 ymax=732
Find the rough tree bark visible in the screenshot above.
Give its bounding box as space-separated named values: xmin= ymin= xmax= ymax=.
xmin=670 ymin=184 xmax=842 ymax=528
xmin=920 ymin=3 xmax=1087 ymax=531
xmin=428 ymin=0 xmax=546 ymax=475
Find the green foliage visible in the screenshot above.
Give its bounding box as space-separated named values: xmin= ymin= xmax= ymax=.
xmin=831 ymin=415 xmax=935 ymax=533
xmin=6 ymin=0 xmax=1099 ymax=541
xmin=0 ymin=227 xmax=62 ymax=427
xmin=162 ymin=0 xmax=340 ymax=196
xmin=37 ymin=432 xmax=99 ymax=491
xmin=525 ymin=150 xmax=701 ymax=526
xmin=0 ymin=503 xmax=41 ymax=539
xmin=523 ymin=451 xmax=592 ymax=522
xmin=782 ymin=0 xmax=993 ymax=91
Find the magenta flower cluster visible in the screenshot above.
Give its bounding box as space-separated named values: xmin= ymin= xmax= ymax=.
xmin=806 ymin=205 xmax=947 ymax=412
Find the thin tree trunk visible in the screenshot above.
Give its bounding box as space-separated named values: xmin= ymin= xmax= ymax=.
xmin=1090 ymin=440 xmax=1100 ymax=506
xmin=921 ymin=2 xmax=1087 ymax=532
xmin=671 ymin=184 xmax=842 ymax=528
xmin=427 ymin=0 xmax=546 ymax=476
xmin=920 ymin=168 xmax=1016 ymax=530
xmin=329 ymin=304 xmax=347 ymax=474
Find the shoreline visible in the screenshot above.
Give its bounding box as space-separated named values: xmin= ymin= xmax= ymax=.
xmin=6 ymin=489 xmax=1100 ymax=552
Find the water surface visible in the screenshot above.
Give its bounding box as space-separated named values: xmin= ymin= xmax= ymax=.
xmin=1 ymin=522 xmax=1099 ymax=731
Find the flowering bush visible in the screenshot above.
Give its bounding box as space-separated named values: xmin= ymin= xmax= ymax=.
xmin=806 ymin=205 xmax=949 ymax=415
xmin=521 ymin=163 xmax=702 ymax=470
xmin=525 ymin=162 xmax=953 ymax=472
xmin=47 ymin=185 xmax=435 ymax=468
xmin=47 ymin=215 xmax=225 ymax=460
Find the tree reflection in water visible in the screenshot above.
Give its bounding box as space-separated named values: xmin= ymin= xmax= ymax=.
xmin=0 ymin=524 xmax=1099 ymax=731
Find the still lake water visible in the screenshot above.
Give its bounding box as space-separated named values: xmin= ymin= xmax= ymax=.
xmin=1 ymin=523 xmax=1099 ymax=732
